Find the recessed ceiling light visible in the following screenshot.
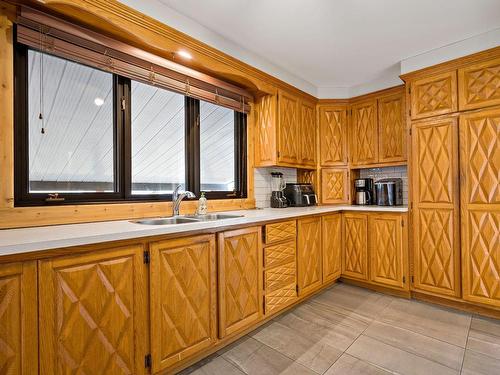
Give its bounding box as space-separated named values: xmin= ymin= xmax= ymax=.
xmin=94 ymin=97 xmax=104 ymax=106
xmin=177 ymin=50 xmax=192 ymax=60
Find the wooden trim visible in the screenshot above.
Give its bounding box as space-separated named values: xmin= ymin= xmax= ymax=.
xmin=341 ymin=278 xmax=411 ymax=299
xmin=349 ymin=84 xmax=405 ymax=103
xmin=349 ymin=161 xmax=407 ymax=170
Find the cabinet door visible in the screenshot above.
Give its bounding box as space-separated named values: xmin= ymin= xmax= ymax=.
xmin=297 ymin=217 xmax=322 ymax=296
xmin=218 ymin=227 xmax=262 ymax=338
xmin=460 ymin=109 xmax=500 ymax=307
xmin=319 ymin=105 xmax=348 ymax=166
xmin=321 ymin=168 xmax=349 ymax=204
xmin=39 ymin=245 xmax=148 ymax=375
xmin=255 ymin=94 xmax=278 ymax=166
xmin=410 ymin=71 xmax=457 ymax=120
xmin=370 ymin=214 xmax=407 ymax=289
xmin=300 ymin=100 xmax=316 ymax=167
xmin=378 ymin=91 xmax=407 ymax=163
xmin=411 ymin=116 xmax=460 ymax=297
xmin=351 ymin=100 xmax=378 ymax=165
xmin=322 ymin=214 xmax=342 ymax=283
xmin=0 ymin=262 xmax=37 ymax=375
xmin=150 ymin=235 xmax=217 ymax=372
xmin=458 ymin=57 xmax=500 ymax=111
xmin=278 ymin=90 xmax=300 ymax=165
xmin=342 ymin=213 xmax=368 ymax=280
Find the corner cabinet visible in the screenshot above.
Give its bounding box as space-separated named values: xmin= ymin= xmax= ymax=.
xmin=149 ymin=235 xmax=217 ymax=373
xmin=318 ymin=105 xmax=348 ymax=166
xmin=322 ymin=214 xmax=342 ymax=283
xmin=350 ymin=100 xmax=378 ymax=166
xmin=38 ymin=245 xmax=148 ymax=375
xmin=255 ymin=89 xmax=316 ymax=169
xmin=342 ymin=213 xmax=369 ymax=280
xmin=321 ymin=168 xmax=350 ymax=204
xmin=297 ymin=217 xmax=322 ymax=296
xmin=218 ymin=227 xmax=263 ymax=338
xmin=378 ymin=92 xmax=406 ymax=163
xmin=0 ymin=262 xmax=38 ymax=375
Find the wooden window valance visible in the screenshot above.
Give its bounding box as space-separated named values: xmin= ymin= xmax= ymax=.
xmin=15 ymin=7 xmax=252 ymax=113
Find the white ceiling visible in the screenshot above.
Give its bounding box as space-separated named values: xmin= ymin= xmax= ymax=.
xmin=121 ymin=0 xmax=500 ymax=97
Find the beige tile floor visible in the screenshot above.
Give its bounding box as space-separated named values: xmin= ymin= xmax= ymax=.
xmin=180 ymin=283 xmax=500 ymax=375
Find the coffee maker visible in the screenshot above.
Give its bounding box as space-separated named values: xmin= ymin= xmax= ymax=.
xmin=270 ymin=172 xmax=288 ymax=208
xmin=354 ymin=178 xmax=373 ymax=205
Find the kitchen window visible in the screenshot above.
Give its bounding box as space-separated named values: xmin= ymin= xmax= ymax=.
xmin=14 ymin=45 xmax=247 ymax=206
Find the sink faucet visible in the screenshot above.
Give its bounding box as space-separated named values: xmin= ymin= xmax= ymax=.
xmin=172 ymin=185 xmax=195 ymax=216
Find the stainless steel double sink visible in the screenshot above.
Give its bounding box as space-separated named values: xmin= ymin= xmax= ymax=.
xmin=131 ymin=213 xmax=243 ymax=225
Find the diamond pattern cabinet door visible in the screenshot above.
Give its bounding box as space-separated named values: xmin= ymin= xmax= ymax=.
xmin=369 ymin=214 xmax=407 ymax=290
xmin=410 ymin=71 xmax=458 ymax=120
xmin=460 ymin=109 xmax=500 ymax=307
xmin=458 ymin=57 xmax=500 ymax=111
xmin=149 ymin=235 xmax=217 ymax=372
xmin=277 ymin=90 xmax=300 ymax=165
xmin=299 ymin=100 xmax=317 ymax=167
xmin=321 ymin=168 xmax=349 ymax=204
xmin=218 ymin=227 xmax=263 ymax=338
xmin=319 ymin=105 xmax=348 ymax=166
xmin=265 ymin=220 xmax=296 ymax=245
xmin=0 ymin=262 xmax=37 ymax=375
xmin=297 ymin=217 xmax=322 ymax=296
xmin=342 ymin=213 xmax=369 ymax=280
xmin=39 ymin=245 xmax=148 ymax=375
xmin=411 ymin=116 xmax=460 ymax=297
xmin=322 ymin=214 xmax=342 ymax=283
xmin=255 ymin=94 xmax=278 ymax=167
xmin=378 ymin=91 xmax=407 ymax=163
xmin=351 ymin=100 xmax=378 ymax=166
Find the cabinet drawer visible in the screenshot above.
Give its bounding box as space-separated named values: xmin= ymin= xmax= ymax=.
xmin=265 ymin=220 xmax=296 ymax=244
xmin=265 ymin=262 xmax=296 ymax=292
xmin=265 ymin=284 xmax=297 ymax=315
xmin=264 ymin=241 xmax=296 ymax=268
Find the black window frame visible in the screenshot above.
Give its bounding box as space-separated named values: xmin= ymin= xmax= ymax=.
xmin=14 ymin=43 xmax=247 ymax=206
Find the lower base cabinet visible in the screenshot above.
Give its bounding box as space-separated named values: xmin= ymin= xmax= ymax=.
xmin=218 ymin=227 xmax=263 ymax=338
xmin=38 ymin=245 xmax=148 ymax=375
xmin=297 ymin=217 xmax=322 ymax=296
xmin=322 ymin=213 xmax=342 ymax=282
xmin=0 ymin=261 xmax=38 ymax=375
xmin=149 ymin=235 xmax=217 ymax=373
xmin=342 ymin=213 xmax=369 ymax=280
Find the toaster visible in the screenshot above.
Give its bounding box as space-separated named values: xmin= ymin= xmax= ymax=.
xmin=374 ymin=178 xmax=403 ymax=206
xmin=283 ymin=183 xmax=318 ymax=207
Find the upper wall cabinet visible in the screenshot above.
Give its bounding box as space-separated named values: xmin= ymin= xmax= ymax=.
xmin=378 ymin=92 xmax=406 ymax=163
xmin=458 ymin=57 xmax=500 ymax=111
xmin=410 ymin=71 xmax=458 ymax=120
xmin=255 ymin=89 xmax=316 ymax=169
xmin=318 ymin=105 xmax=348 ymax=166
xmin=350 ymin=99 xmax=378 ymax=166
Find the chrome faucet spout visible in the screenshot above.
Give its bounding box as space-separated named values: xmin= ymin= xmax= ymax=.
xmin=172 ymin=185 xmax=195 ymax=216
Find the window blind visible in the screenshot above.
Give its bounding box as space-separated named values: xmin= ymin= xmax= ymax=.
xmin=16 ymin=7 xmax=252 ymax=113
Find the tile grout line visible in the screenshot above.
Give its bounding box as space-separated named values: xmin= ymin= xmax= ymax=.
xmin=459 ymin=314 xmax=473 ymax=374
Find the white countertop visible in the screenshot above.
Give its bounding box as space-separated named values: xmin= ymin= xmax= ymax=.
xmin=0 ymin=205 xmax=407 ymax=256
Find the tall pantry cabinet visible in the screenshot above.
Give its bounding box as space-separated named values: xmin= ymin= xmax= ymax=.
xmin=405 ymin=51 xmax=500 ymax=306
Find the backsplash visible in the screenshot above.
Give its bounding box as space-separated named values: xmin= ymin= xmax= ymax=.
xmin=254 ymin=167 xmax=297 ymax=208
xmin=359 ymin=165 xmax=408 ymax=205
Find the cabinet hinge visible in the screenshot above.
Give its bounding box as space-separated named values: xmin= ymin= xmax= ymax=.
xmin=401 ymin=220 xmax=404 ymax=227
xmin=409 ymin=128 xmax=412 ymax=136
xmin=409 ymin=108 xmax=411 ymax=116
xmin=296 ymin=284 xmax=299 ymax=293
xmin=121 ymin=97 xmax=126 ymax=111
xmin=263 ymin=297 xmax=266 ymax=312
xmin=143 ymin=250 xmax=150 ymax=265
xmin=144 ymin=354 xmax=152 ymax=369
xmin=403 ymin=276 xmax=406 ymax=283
xmin=411 ymin=276 xmax=414 ymax=284
xmin=408 ymin=86 xmax=411 ymax=94
xmin=277 ymin=151 xmax=280 ymax=158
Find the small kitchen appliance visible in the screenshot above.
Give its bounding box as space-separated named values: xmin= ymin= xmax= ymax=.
xmin=354 ymin=178 xmax=373 ymax=205
xmin=270 ymin=172 xmax=288 ymax=208
xmin=374 ymin=178 xmax=403 ymax=206
xmin=284 ymin=183 xmax=318 ymax=207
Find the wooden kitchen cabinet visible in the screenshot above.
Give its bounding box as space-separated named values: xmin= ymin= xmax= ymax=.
xmin=0 ymin=261 xmax=38 ymax=375
xmin=410 ymin=71 xmax=458 ymax=120
xmin=255 ymin=89 xmax=316 ymax=169
xmin=350 ymin=99 xmax=378 ymax=166
xmin=321 ymin=168 xmax=350 ymax=204
xmin=411 ymin=116 xmax=461 ymax=298
xmin=458 ymin=57 xmax=500 ymax=111
xmin=369 ymin=213 xmax=408 ymax=290
xmin=342 ymin=213 xmax=369 ymax=280
xmin=460 ymin=108 xmax=500 ymax=308
xmin=297 ymin=217 xmax=322 ymax=296
xmin=218 ymin=227 xmax=263 ymax=338
xmin=378 ymin=91 xmax=406 ymax=163
xmin=319 ymin=105 xmax=348 ymax=166
xmin=322 ymin=213 xmax=342 ymax=283
xmin=38 ymin=245 xmax=148 ymax=375
xmin=149 ymin=235 xmax=217 ymax=373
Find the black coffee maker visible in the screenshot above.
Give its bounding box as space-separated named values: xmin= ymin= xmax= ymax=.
xmin=270 ymin=172 xmax=288 ymax=208
xmin=354 ymin=178 xmax=373 ymax=205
